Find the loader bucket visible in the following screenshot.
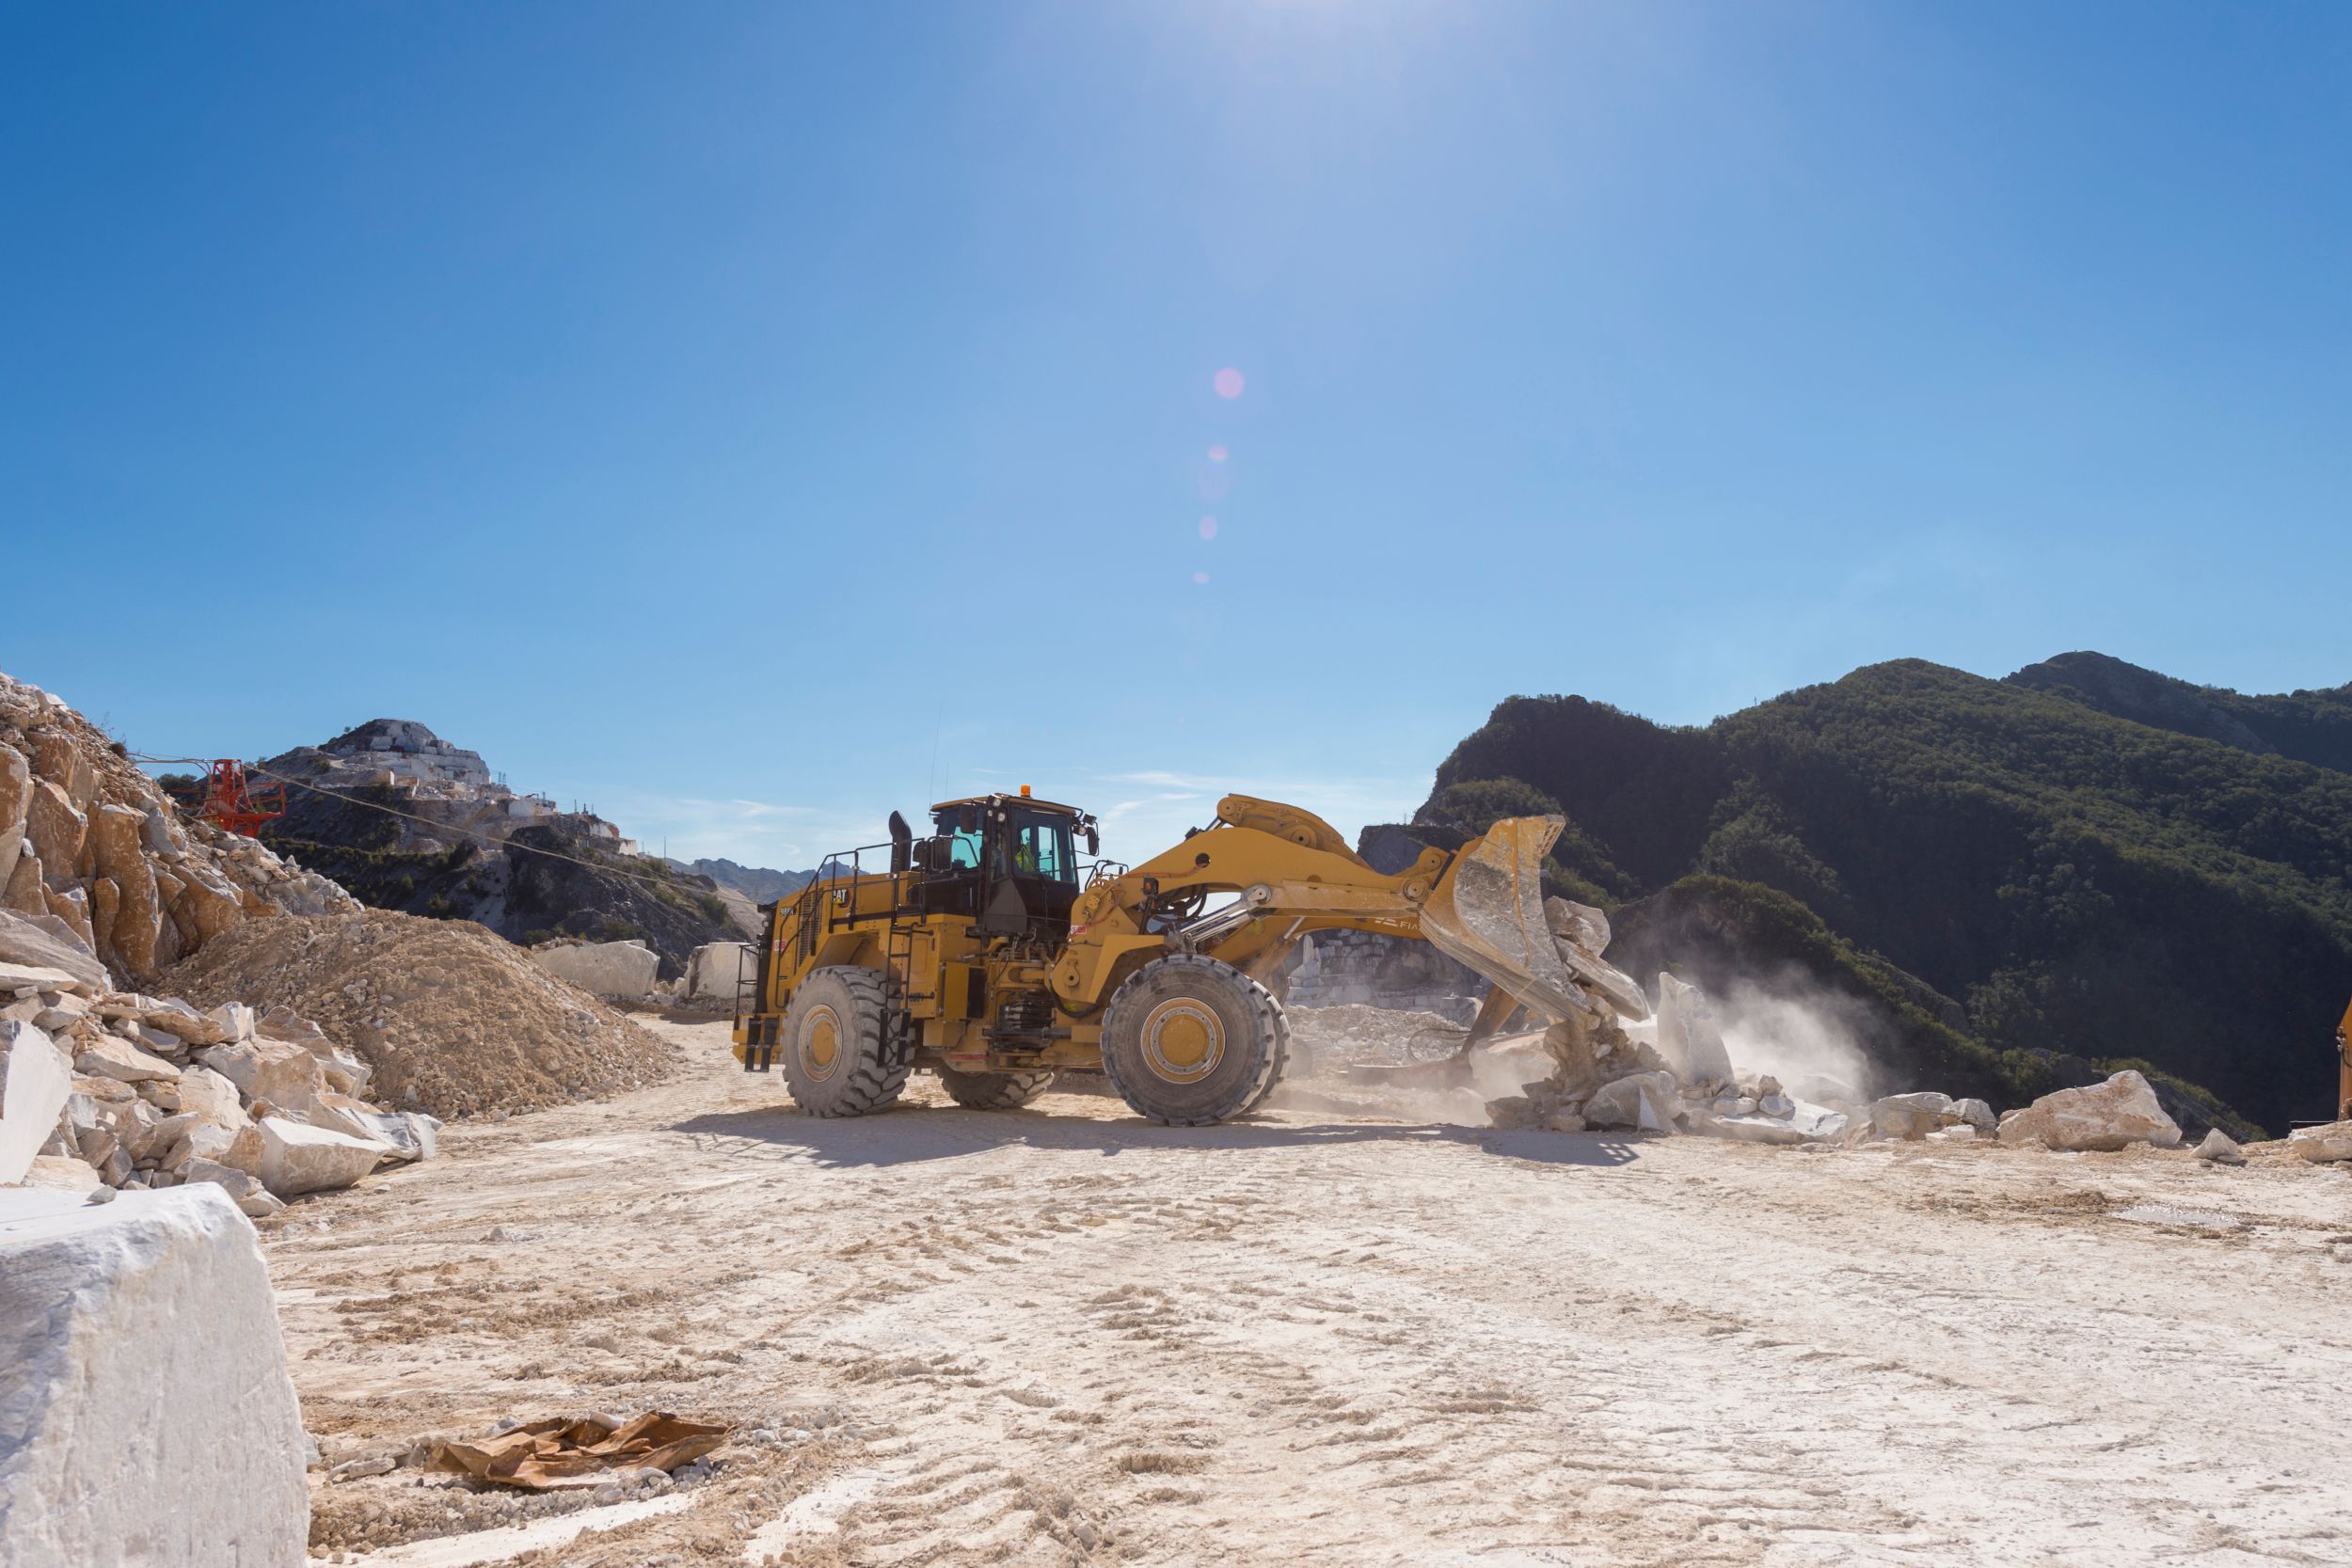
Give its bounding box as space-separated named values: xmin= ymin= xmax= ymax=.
xmin=1420 ymin=815 xmax=1650 ymax=1026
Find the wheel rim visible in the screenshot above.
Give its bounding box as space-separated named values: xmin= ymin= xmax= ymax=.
xmin=802 ymin=1006 xmax=845 ymax=1081
xmin=1141 ymin=997 xmax=1225 ymax=1084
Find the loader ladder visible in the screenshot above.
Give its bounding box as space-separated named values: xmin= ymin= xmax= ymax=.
xmin=737 ymin=941 xmax=775 ymax=1072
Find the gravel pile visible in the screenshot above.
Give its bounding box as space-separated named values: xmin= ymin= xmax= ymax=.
xmin=161 ymin=910 xmax=674 ymax=1119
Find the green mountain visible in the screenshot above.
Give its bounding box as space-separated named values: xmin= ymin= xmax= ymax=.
xmin=2006 ymin=652 xmax=2352 ymax=774
xmin=1412 ymin=657 xmax=2352 ymax=1133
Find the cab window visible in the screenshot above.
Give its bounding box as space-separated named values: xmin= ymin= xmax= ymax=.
xmin=1012 ymin=816 xmax=1074 ymax=882
xmin=931 ymin=808 xmax=984 ymax=869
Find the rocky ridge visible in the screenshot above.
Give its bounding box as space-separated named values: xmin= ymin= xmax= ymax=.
xmin=255 ymin=720 xmax=745 ymax=973
xmin=1 ymin=671 xmax=356 ymax=986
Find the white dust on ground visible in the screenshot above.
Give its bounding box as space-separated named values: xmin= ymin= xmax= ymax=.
xmin=280 ymin=1016 xmax=2352 ymax=1568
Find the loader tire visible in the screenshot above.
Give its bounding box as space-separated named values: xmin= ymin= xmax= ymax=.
xmin=1100 ymin=954 xmax=1289 ymax=1126
xmin=780 ymin=967 xmax=909 ymax=1117
xmin=936 ymin=1066 xmax=1057 ymax=1110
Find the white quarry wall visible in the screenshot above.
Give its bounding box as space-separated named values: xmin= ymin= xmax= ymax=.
xmin=0 ymin=1184 xmax=308 ymax=1566
xmin=530 ymin=940 xmax=660 ymax=998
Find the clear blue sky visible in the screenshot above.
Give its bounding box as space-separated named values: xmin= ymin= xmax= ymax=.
xmin=7 ymin=2 xmax=2347 ymax=867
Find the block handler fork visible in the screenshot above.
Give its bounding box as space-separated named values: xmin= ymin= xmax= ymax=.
xmin=733 ymin=791 xmax=1648 ymax=1125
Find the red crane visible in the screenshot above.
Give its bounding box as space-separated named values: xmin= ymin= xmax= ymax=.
xmin=178 ymin=760 xmax=285 ymax=838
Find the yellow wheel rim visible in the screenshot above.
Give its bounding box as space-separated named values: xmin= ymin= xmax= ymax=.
xmin=1142 ymin=998 xmax=1225 ymax=1085
xmin=803 ymin=1006 xmax=845 ymax=1081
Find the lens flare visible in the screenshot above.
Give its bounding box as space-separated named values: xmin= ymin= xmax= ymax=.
xmin=1198 ymin=516 xmax=1217 ymax=540
xmin=1207 ymin=444 xmax=1228 ymax=462
xmin=1193 ymin=571 xmax=1211 ymax=585
xmin=1213 ymin=368 xmax=1245 ymax=399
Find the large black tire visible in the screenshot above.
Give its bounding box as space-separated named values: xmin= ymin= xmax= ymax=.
xmin=935 ymin=1066 xmax=1057 ymax=1110
xmin=780 ymin=967 xmax=910 ymax=1117
xmin=1099 ymin=953 xmax=1288 ymax=1126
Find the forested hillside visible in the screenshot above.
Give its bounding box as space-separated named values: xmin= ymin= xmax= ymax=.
xmin=1412 ymin=657 xmax=2352 ymax=1132
xmin=2008 ymin=652 xmax=2352 ymax=773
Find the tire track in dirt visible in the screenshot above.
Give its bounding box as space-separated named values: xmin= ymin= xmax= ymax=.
xmin=276 ymin=1020 xmax=2352 ymax=1568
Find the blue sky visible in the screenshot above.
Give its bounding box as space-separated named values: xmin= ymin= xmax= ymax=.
xmin=7 ymin=2 xmax=2347 ymax=867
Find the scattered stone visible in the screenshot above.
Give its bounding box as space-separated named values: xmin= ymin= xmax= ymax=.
xmin=307 ymin=1092 xmax=439 ymax=1162
xmin=1583 ymin=1069 xmax=1682 ymax=1133
xmin=2286 ymin=1120 xmax=2352 ymax=1164
xmin=1483 ymin=1094 xmax=1539 ymax=1131
xmin=0 ymin=960 xmax=91 ymax=999
xmin=529 ymin=939 xmax=662 ymax=999
xmin=256 ymin=1116 xmax=388 ymax=1197
xmin=1996 ymin=1070 xmax=2183 ymax=1152
xmin=1786 ymin=1100 xmax=1850 ymax=1140
xmin=1701 ymin=1112 xmax=1808 ymax=1145
xmin=18 ymin=1154 xmax=103 ymax=1194
xmin=0 ymin=908 xmax=109 ymax=993
xmin=0 ymin=1184 xmax=308 ymax=1565
xmin=206 ymin=1001 xmax=257 ymax=1043
xmin=2195 ymin=1129 xmax=2246 ymax=1164
xmin=1539 ymin=1014 xmax=1601 ymax=1101
xmin=2 ymin=1021 xmax=75 ymax=1185
xmin=1868 ymin=1091 xmax=1958 ymax=1141
xmin=197 ymin=1038 xmax=325 ymax=1117
xmin=1952 ymin=1098 xmax=1996 ymax=1132
xmin=1652 ymin=974 xmax=1734 ymax=1085
xmin=72 ymin=1032 xmax=183 ymax=1085
xmin=327 ymin=1454 xmax=397 ymax=1483
xmin=171 ymin=1064 xmax=249 ymax=1130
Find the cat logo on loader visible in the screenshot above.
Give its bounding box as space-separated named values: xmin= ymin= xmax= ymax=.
xmin=732 ymin=792 xmax=1646 ymax=1125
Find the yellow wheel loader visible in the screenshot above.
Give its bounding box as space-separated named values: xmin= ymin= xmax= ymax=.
xmin=2336 ymin=994 xmax=2351 ymax=1122
xmin=731 ymin=790 xmax=1647 ymax=1125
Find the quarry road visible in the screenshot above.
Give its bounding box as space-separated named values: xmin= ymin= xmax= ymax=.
xmin=278 ymin=1017 xmax=2352 ymax=1568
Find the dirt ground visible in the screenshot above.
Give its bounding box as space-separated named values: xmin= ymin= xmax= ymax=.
xmin=278 ymin=1016 xmax=2352 ymax=1568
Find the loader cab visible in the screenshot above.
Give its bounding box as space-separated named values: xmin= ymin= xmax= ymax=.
xmin=917 ymin=792 xmax=1092 ymax=941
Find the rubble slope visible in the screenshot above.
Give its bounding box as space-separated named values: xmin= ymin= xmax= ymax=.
xmin=161 ymin=910 xmax=675 ymax=1120
xmin=0 ymin=670 xmax=356 ymax=988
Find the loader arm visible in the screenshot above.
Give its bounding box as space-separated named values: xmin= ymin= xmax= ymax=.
xmin=1051 ymin=796 xmax=1647 ymax=1028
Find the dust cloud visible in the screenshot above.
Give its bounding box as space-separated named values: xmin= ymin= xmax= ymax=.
xmin=1708 ymin=977 xmax=1881 ymax=1102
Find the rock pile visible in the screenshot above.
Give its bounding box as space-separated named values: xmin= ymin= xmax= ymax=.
xmin=1465 ymin=896 xmax=2198 ymax=1156
xmin=2 ymin=960 xmax=438 ymax=1212
xmin=161 ymin=908 xmax=674 ymax=1120
xmin=1483 ymin=959 xmax=2208 ymax=1161
xmin=0 ymin=671 xmax=357 ymax=986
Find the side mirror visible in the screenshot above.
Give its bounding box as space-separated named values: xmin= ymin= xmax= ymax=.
xmin=1086 ymin=827 xmax=1100 ymax=857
